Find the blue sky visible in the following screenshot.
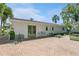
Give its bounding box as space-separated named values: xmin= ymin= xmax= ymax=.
xmin=7 ymin=3 xmax=67 ymax=24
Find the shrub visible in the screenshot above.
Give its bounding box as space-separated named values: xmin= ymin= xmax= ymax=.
xmin=55 ymin=35 xmax=62 ymax=38
xmin=49 ymin=33 xmax=54 ymax=36
xmin=70 ymin=35 xmax=79 ymax=41
xmin=15 ymin=34 xmax=24 ymax=42
xmin=59 ymin=33 xmax=64 ymax=35
xmin=70 ymin=32 xmax=79 ymax=34
xmin=70 ymin=33 xmax=79 ymax=41
xmin=54 ymin=33 xmax=65 ymax=36
xmin=9 ymin=30 xmax=15 ymax=40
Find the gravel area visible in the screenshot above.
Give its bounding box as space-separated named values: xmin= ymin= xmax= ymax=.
xmin=0 ymin=35 xmax=79 ymax=56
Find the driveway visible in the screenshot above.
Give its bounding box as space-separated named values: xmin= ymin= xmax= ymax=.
xmin=0 ymin=35 xmax=79 ymax=56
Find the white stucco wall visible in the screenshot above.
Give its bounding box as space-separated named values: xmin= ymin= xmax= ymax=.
xmin=53 ymin=26 xmax=66 ymax=33
xmin=12 ymin=19 xmax=66 ymax=38
xmin=12 ymin=20 xmax=28 ymax=38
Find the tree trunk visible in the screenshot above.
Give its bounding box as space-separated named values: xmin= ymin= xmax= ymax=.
xmin=0 ymin=17 xmax=2 ymax=29
xmin=1 ymin=19 xmax=2 ymax=28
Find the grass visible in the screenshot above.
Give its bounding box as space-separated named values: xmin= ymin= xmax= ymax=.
xmin=70 ymin=34 xmax=79 ymax=41
xmin=55 ymin=35 xmax=62 ymax=38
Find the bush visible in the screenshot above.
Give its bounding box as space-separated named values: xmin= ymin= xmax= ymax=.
xmin=48 ymin=32 xmax=65 ymax=37
xmin=70 ymin=35 xmax=79 ymax=41
xmin=49 ymin=33 xmax=54 ymax=36
xmin=59 ymin=33 xmax=64 ymax=35
xmin=15 ymin=34 xmax=24 ymax=42
xmin=70 ymin=33 xmax=79 ymax=41
xmin=70 ymin=32 xmax=79 ymax=34
xmin=9 ymin=31 xmax=15 ymax=40
xmin=54 ymin=33 xmax=65 ymax=36
xmin=71 ymin=34 xmax=79 ymax=37
xmin=55 ymin=35 xmax=62 ymax=38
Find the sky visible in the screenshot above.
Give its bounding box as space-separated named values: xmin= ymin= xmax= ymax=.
xmin=7 ymin=3 xmax=67 ymax=24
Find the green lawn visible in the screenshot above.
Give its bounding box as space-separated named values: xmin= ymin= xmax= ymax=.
xmin=70 ymin=34 xmax=79 ymax=41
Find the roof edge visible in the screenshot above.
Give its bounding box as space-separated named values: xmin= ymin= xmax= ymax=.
xmin=12 ymin=18 xmax=64 ymax=27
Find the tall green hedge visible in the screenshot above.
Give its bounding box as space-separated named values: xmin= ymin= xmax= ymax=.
xmin=9 ymin=31 xmax=15 ymax=40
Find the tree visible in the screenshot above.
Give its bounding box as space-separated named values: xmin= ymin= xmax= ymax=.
xmin=52 ymin=15 xmax=59 ymax=23
xmin=0 ymin=3 xmax=13 ymax=33
xmin=64 ymin=20 xmax=72 ymax=33
xmin=60 ymin=4 xmax=79 ymax=33
xmin=60 ymin=9 xmax=72 ymax=33
xmin=76 ymin=24 xmax=79 ymax=32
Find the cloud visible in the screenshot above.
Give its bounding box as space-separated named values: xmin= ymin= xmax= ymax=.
xmin=7 ymin=3 xmax=33 ymax=8
xmin=7 ymin=3 xmax=64 ymax=24
xmin=13 ymin=7 xmax=49 ymax=22
xmin=13 ymin=8 xmax=63 ymax=24
xmin=48 ymin=9 xmax=61 ymax=16
xmin=47 ymin=9 xmax=63 ymax=24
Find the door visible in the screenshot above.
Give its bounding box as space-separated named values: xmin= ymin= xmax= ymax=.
xmin=28 ymin=25 xmax=36 ymax=38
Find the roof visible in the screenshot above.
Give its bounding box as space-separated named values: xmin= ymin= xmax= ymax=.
xmin=12 ymin=18 xmax=64 ymax=27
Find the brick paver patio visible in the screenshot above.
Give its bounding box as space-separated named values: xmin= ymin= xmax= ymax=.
xmin=0 ymin=35 xmax=79 ymax=56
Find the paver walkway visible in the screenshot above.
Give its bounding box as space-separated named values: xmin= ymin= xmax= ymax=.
xmin=0 ymin=35 xmax=79 ymax=56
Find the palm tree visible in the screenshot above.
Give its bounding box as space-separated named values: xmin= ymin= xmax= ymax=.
xmin=0 ymin=3 xmax=5 ymax=28
xmin=0 ymin=3 xmax=13 ymax=35
xmin=0 ymin=3 xmax=13 ymax=30
xmin=52 ymin=15 xmax=59 ymax=23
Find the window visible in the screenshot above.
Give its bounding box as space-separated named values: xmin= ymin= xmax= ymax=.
xmin=46 ymin=27 xmax=48 ymax=31
xmin=52 ymin=27 xmax=54 ymax=31
xmin=28 ymin=25 xmax=32 ymax=34
xmin=33 ymin=26 xmax=36 ymax=34
xmin=62 ymin=27 xmax=65 ymax=31
xmin=28 ymin=25 xmax=36 ymax=34
xmin=28 ymin=25 xmax=36 ymax=37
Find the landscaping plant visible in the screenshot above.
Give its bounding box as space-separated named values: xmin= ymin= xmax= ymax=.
xmin=9 ymin=30 xmax=15 ymax=40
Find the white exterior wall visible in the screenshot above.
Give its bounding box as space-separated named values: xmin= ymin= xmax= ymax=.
xmin=12 ymin=21 xmax=28 ymax=38
xmin=12 ymin=19 xmax=66 ymax=38
xmin=53 ymin=26 xmax=66 ymax=33
xmin=36 ymin=24 xmax=51 ymax=37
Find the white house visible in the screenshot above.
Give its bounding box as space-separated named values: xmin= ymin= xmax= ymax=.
xmin=12 ymin=18 xmax=66 ymax=38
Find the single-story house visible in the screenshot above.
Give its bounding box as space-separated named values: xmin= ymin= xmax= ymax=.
xmin=12 ymin=18 xmax=66 ymax=38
